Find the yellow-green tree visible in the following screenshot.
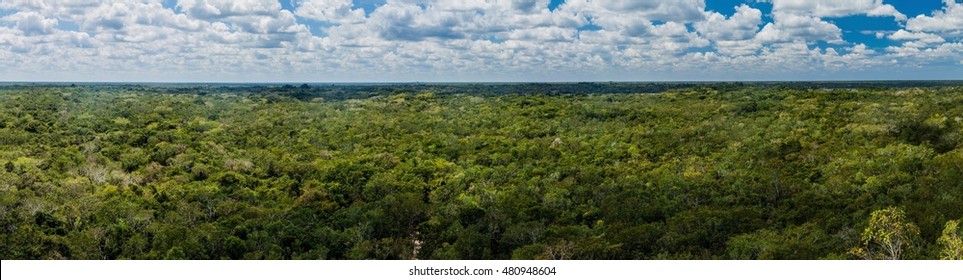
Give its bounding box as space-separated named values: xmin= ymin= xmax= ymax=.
xmin=938 ymin=219 xmax=962 ymax=260
xmin=850 ymin=207 xmax=920 ymax=260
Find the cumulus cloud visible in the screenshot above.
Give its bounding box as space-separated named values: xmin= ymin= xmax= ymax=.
xmin=695 ymin=5 xmax=762 ymax=41
xmin=885 ymin=42 xmax=963 ymax=65
xmin=0 ymin=0 xmax=960 ymax=81
xmin=756 ymin=13 xmax=842 ymax=44
xmin=905 ymin=0 xmax=963 ymax=37
xmin=0 ymin=0 xmax=102 ymax=18
xmin=767 ymin=0 xmax=906 ymax=20
xmin=2 ymin=11 xmax=59 ymax=36
xmin=888 ymin=30 xmax=946 ymax=44
xmin=176 ymin=0 xmax=281 ymax=19
xmin=875 ymin=1 xmax=962 ymax=74
xmin=567 ymin=0 xmax=706 ymax=22
xmin=176 ymin=0 xmax=306 ymax=35
xmin=365 ymin=2 xmax=465 ymax=41
xmin=751 ymin=0 xmax=909 ymax=47
xmin=295 ymin=0 xmax=365 ymax=24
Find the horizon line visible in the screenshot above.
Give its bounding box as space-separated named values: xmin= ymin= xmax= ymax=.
xmin=2 ymin=80 xmax=962 ymax=85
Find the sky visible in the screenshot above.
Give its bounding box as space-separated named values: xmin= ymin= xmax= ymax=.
xmin=0 ymin=0 xmax=961 ymax=82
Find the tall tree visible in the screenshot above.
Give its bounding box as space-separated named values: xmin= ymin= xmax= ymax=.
xmin=850 ymin=207 xmax=920 ymax=260
xmin=938 ymin=219 xmax=962 ymax=260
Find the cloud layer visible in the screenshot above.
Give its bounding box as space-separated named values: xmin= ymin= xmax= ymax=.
xmin=0 ymin=0 xmax=960 ymax=82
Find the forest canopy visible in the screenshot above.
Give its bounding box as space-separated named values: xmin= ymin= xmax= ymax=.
xmin=0 ymin=83 xmax=961 ymax=259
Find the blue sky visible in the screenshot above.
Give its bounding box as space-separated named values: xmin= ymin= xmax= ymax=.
xmin=0 ymin=0 xmax=960 ymax=82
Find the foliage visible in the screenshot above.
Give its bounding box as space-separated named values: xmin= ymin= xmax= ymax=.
xmin=850 ymin=207 xmax=920 ymax=260
xmin=0 ymin=84 xmax=961 ymax=259
xmin=938 ymin=219 xmax=962 ymax=260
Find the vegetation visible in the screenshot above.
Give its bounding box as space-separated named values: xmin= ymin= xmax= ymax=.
xmin=849 ymin=207 xmax=920 ymax=260
xmin=938 ymin=219 xmax=963 ymax=260
xmin=0 ymin=83 xmax=961 ymax=259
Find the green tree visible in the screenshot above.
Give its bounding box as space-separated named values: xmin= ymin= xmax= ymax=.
xmin=938 ymin=219 xmax=962 ymax=260
xmin=850 ymin=207 xmax=920 ymax=260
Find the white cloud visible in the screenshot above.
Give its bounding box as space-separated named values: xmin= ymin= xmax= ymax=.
xmin=748 ymin=0 xmax=909 ymax=46
xmin=884 ymin=42 xmax=963 ymax=68
xmin=365 ymin=2 xmax=464 ymax=41
xmin=905 ymin=0 xmax=963 ymax=37
xmin=0 ymin=0 xmax=102 ymax=19
xmin=562 ymin=0 xmax=706 ymax=22
xmin=849 ymin=44 xmax=875 ymax=56
xmin=0 ymin=0 xmax=960 ymax=82
xmin=506 ymin=26 xmax=576 ymax=42
xmin=695 ymin=4 xmax=765 ymax=56
xmin=176 ymin=0 xmax=306 ymax=35
xmin=713 ymin=40 xmax=762 ymax=56
xmin=767 ymin=0 xmax=906 ymax=20
xmin=696 ymin=5 xmax=762 ymax=41
xmin=2 ymin=11 xmax=58 ymax=36
xmin=884 ymin=0 xmax=961 ymax=62
xmin=756 ymin=13 xmax=842 ymax=44
xmin=176 ymin=0 xmax=281 ymax=19
xmin=888 ymin=30 xmax=945 ymax=44
xmin=295 ymin=0 xmax=365 ymax=24
xmin=751 ymin=0 xmax=904 ymax=47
